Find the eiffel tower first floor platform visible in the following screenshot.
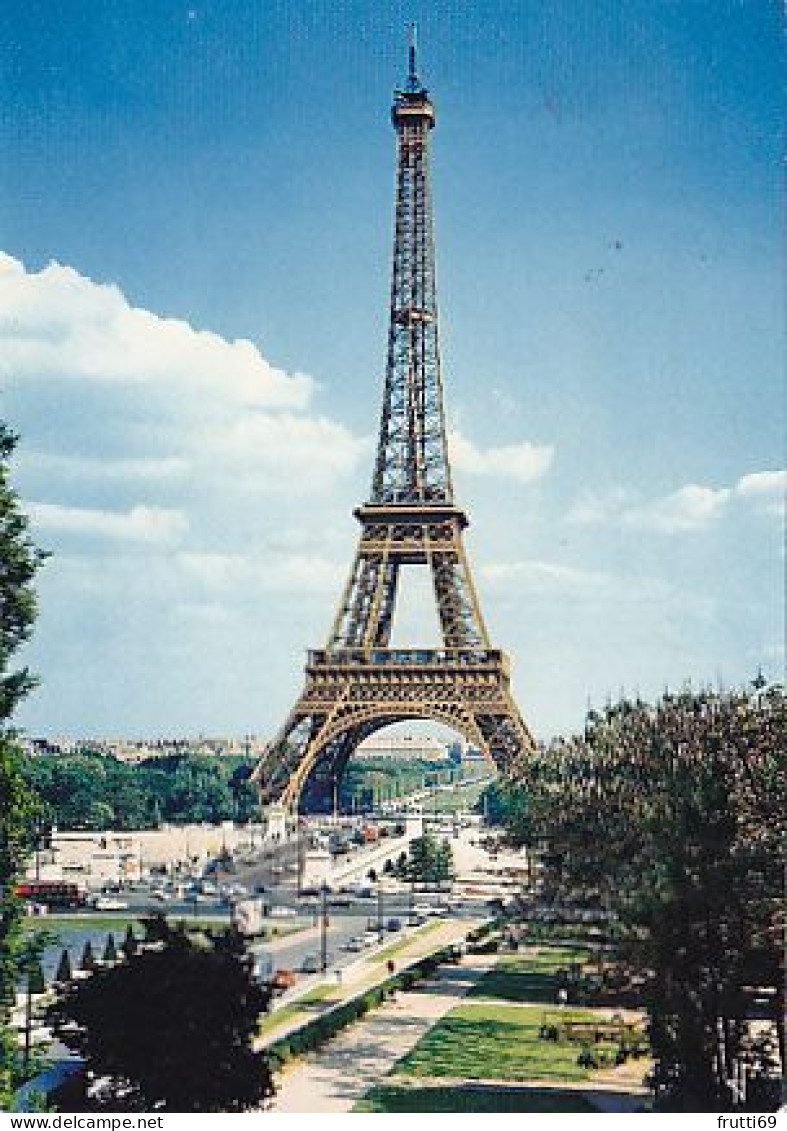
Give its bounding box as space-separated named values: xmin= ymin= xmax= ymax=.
xmin=250 ymin=647 xmax=536 ymax=815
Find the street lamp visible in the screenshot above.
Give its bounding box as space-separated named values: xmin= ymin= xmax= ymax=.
xmin=320 ymin=883 xmax=329 ymax=972
xmin=377 ymin=879 xmax=384 ymax=944
xmin=296 ymin=819 xmax=306 ymax=897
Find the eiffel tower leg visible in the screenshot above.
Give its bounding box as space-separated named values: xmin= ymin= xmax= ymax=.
xmin=475 ymin=697 xmax=537 ymax=779
xmin=428 ymin=543 xmax=489 ymax=650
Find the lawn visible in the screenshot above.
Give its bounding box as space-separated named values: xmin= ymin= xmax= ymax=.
xmin=392 ymin=1002 xmax=616 ymax=1082
xmin=257 ymin=982 xmax=339 ymax=1037
xmin=354 ymin=1084 xmax=596 ymax=1113
xmin=374 ymin=920 xmax=443 ymax=963
xmin=468 ymin=944 xmax=593 ymax=1004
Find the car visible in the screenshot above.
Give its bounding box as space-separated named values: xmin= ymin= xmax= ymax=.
xmin=386 ymin=917 xmax=403 ymax=932
xmin=269 ymin=905 xmax=297 ymax=918
xmin=91 ymin=896 xmax=129 ymax=911
xmin=300 ymin=954 xmax=321 ymax=973
xmin=327 ymin=894 xmax=352 ymax=907
xmin=271 ymin=968 xmax=297 ymax=990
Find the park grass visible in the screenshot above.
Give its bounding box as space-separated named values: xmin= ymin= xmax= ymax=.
xmin=354 ymin=1084 xmax=596 ymax=1113
xmin=392 ymin=1002 xmax=615 ymax=1083
xmin=374 ymin=919 xmax=443 ymax=963
xmin=257 ymin=982 xmax=340 ymax=1037
xmin=467 ymin=944 xmax=593 ymax=1005
xmin=24 ymin=913 xmax=308 ymax=939
xmin=23 ymin=915 xmax=147 ymax=932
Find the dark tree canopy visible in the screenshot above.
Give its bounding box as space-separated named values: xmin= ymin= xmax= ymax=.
xmin=49 ymin=918 xmax=274 ymax=1112
xmin=22 ymin=750 xmax=261 ymax=831
xmin=0 ymin=425 xmax=46 ymax=719
xmin=0 ymin=425 xmax=47 ymax=1107
xmin=499 ymin=685 xmax=785 ymax=1111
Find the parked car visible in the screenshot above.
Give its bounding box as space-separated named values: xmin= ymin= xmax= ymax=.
xmin=328 ymin=894 xmax=352 ymax=907
xmin=91 ymin=896 xmax=129 ymax=911
xmin=386 ymin=917 xmax=403 ymax=932
xmin=300 ymin=954 xmax=321 ymax=973
xmin=271 ymin=968 xmax=297 ymax=991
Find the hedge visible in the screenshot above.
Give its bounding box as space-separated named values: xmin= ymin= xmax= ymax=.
xmin=266 ymin=945 xmax=458 ymax=1068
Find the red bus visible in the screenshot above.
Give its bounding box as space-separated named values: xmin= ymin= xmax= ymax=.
xmin=14 ymin=880 xmax=86 ymax=909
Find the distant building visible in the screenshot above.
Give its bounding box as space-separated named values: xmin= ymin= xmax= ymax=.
xmin=20 ymin=735 xmax=269 ymax=764
xmin=355 ymin=732 xmax=448 ymax=763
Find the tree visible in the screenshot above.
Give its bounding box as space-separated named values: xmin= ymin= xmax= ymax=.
xmin=121 ymin=924 xmax=137 ymax=960
xmin=507 ymin=686 xmax=785 ymax=1111
xmin=434 ymin=839 xmax=455 ymax=887
xmin=0 ymin=424 xmax=47 ymax=1107
xmin=48 ymin=918 xmax=275 ymax=1112
xmin=102 ymin=934 xmax=117 ymax=965
xmin=405 ymin=832 xmax=454 ymax=888
xmin=55 ymin=950 xmax=72 ymax=985
xmin=79 ymin=941 xmax=96 ymax=973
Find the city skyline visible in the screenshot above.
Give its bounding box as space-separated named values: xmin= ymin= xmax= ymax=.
xmin=2 ymin=1 xmax=783 ymax=742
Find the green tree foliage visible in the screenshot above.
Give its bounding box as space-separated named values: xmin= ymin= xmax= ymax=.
xmin=404 ymin=832 xmax=455 ymax=887
xmin=508 ymin=685 xmax=785 ymax=1111
xmin=48 ymin=919 xmax=274 ymax=1112
xmin=102 ymin=935 xmax=117 ymax=965
xmin=26 ymin=962 xmax=45 ymax=997
xmin=339 ymin=756 xmax=462 ymax=810
xmin=0 ymin=425 xmax=47 ymax=1108
xmin=79 ymin=942 xmax=96 ymax=973
xmin=54 ymin=951 xmax=72 ymax=985
xmin=22 ymin=751 xmax=260 ymax=831
xmin=121 ymin=925 xmax=137 ymax=961
xmin=479 ymin=780 xmax=532 ymax=841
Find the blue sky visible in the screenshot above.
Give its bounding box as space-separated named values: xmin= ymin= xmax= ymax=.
xmin=1 ymin=0 xmax=783 ymax=741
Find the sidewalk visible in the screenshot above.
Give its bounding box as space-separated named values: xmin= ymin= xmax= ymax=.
xmin=268 ymin=953 xmax=499 ymax=1112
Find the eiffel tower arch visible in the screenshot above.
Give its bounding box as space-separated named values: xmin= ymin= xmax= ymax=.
xmin=252 ymin=37 xmax=536 ymax=818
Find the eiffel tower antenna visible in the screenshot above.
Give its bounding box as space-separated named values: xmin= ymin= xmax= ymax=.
xmin=252 ymin=40 xmax=535 ymax=826
xmin=407 ymin=23 xmax=420 ymax=90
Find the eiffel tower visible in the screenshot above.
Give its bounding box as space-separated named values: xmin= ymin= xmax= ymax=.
xmin=252 ymin=37 xmax=535 ymax=822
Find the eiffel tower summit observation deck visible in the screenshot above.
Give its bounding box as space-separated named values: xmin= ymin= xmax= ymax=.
xmin=251 ymin=35 xmax=536 ymax=826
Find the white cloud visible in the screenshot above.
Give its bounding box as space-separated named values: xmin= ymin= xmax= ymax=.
xmin=624 ymin=483 xmax=732 ymax=533
xmin=449 ymin=429 xmax=554 ymax=484
xmin=179 ymin=550 xmax=344 ymax=595
xmin=568 ymin=468 xmax=784 ymax=533
xmin=208 ymin=412 xmax=371 ymax=492
xmin=735 ymin=469 xmax=785 ymax=515
xmin=482 ymin=559 xmax=611 ymax=591
xmin=567 ymin=487 xmax=631 ymax=526
xmin=18 ymin=451 xmax=189 ymax=482
xmin=29 ymin=502 xmax=188 ymax=546
xmin=735 ymin=469 xmax=785 ymax=497
xmin=0 ymin=252 xmax=311 ymax=409
xmin=0 ymin=251 xmax=373 ymax=504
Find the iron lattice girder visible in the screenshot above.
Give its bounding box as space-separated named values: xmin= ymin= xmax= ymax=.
xmin=372 ymin=85 xmax=451 ymax=505
xmin=251 ymin=56 xmax=536 ymax=814
xmin=253 ymin=649 xmax=536 ymax=810
xmin=327 ymin=504 xmax=489 ymax=652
